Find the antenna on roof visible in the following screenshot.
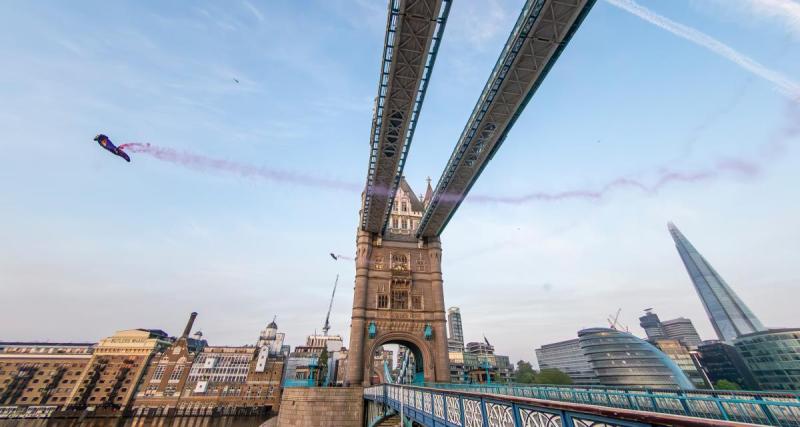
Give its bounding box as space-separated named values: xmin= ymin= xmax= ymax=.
xmin=322 ymin=274 xmax=339 ymax=336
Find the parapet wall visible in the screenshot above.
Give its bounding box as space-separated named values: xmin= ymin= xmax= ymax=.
xmin=276 ymin=387 xmax=363 ymax=426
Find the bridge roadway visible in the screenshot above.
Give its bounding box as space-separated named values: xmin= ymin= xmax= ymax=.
xmin=364 ymin=383 xmax=800 ymax=426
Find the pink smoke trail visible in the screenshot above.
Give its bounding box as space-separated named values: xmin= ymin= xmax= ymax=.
xmin=118 ymin=143 xmax=360 ymax=192
xmin=117 ymin=102 xmax=798 ymax=206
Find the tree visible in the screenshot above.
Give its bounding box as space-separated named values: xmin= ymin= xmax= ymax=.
xmin=715 ymin=379 xmax=741 ymax=390
xmin=514 ymin=360 xmax=536 ymax=384
xmin=317 ymin=348 xmax=329 ymax=386
xmin=534 ymin=368 xmax=573 ymax=385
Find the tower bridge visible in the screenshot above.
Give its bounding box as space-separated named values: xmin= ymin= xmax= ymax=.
xmin=278 ymin=0 xmax=800 ymax=425
xmin=347 ymin=0 xmax=597 ymax=391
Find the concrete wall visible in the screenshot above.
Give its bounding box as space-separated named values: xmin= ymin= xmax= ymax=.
xmin=276 ymin=387 xmax=363 ymax=426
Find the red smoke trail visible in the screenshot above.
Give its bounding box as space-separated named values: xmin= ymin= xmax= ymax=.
xmin=118 ymin=143 xmax=360 ymax=192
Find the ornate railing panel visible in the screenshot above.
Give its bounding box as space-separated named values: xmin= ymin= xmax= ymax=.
xmin=424 ymin=383 xmax=800 ymax=426
xmin=364 ymin=384 xmax=792 ymax=427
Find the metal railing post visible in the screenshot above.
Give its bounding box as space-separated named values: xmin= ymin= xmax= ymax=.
xmin=677 ymin=391 xmax=691 ymax=416
xmin=714 ymin=397 xmax=730 ymax=421
xmin=481 ymin=396 xmax=489 ymax=427
xmin=512 ymin=402 xmax=523 ymax=427
xmin=459 ymin=395 xmax=466 ymax=426
xmin=755 ymin=396 xmax=779 ymax=425
xmin=443 ymin=390 xmax=448 ymax=423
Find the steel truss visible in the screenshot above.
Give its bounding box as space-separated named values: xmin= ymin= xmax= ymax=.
xmin=361 ymin=0 xmax=452 ymax=235
xmin=417 ymin=0 xmax=597 ymax=238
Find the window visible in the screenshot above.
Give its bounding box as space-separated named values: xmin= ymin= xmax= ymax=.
xmin=401 ymin=202 xmax=408 ymax=212
xmin=169 ymin=365 xmax=184 ymax=382
xmin=392 ymin=218 xmax=399 ymax=229
xmin=411 ymin=295 xmax=422 ymax=310
xmin=401 ymin=218 xmax=407 ymax=229
xmin=151 ymin=365 xmax=166 ymax=382
xmin=392 ymin=290 xmax=408 ymax=309
xmin=377 ymin=294 xmax=389 ymax=309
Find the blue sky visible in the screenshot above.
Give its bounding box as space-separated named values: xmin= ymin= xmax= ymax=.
xmin=1 ymin=0 xmax=798 ymax=365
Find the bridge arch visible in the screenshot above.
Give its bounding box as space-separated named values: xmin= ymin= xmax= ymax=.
xmin=365 ymin=331 xmax=434 ymax=385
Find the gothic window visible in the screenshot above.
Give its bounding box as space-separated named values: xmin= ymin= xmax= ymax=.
xmin=169 ymin=365 xmax=184 ymax=382
xmin=151 ymin=365 xmax=166 ymax=382
xmin=401 ymin=218 xmax=408 ymax=229
xmin=412 ymin=295 xmax=423 ymax=310
xmin=392 ymin=290 xmax=408 ymax=309
xmin=402 ymin=202 xmax=408 ymax=212
xmin=415 ymin=254 xmax=425 ymax=272
xmin=377 ymin=294 xmax=389 ymax=309
xmin=392 ymin=218 xmax=399 ymax=229
xmin=392 ymin=254 xmax=408 ymax=271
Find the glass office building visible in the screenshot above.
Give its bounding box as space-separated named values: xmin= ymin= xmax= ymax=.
xmin=734 ymin=329 xmax=800 ymax=391
xmin=668 ymin=223 xmax=765 ymax=342
xmin=535 ymin=338 xmax=599 ymax=385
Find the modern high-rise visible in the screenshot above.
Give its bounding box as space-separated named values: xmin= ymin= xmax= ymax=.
xmin=668 ymin=222 xmax=766 ymax=342
xmin=696 ymin=341 xmax=758 ymax=390
xmin=661 ymin=318 xmax=702 ymax=349
xmin=639 ymin=309 xmax=702 ymax=349
xmin=639 ymin=309 xmax=666 ymax=340
xmin=535 ymin=339 xmax=599 ymax=385
xmin=652 ymin=339 xmax=708 ymax=388
xmin=447 ymin=307 xmax=464 ymax=351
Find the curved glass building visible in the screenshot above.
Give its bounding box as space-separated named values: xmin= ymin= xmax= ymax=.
xmin=578 ymin=328 xmax=695 ymax=389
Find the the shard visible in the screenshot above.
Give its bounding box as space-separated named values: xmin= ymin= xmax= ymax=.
xmin=668 ymin=222 xmax=766 ymax=342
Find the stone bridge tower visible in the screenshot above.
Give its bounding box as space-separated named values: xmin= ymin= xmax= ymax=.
xmin=347 ymin=178 xmax=449 ymax=385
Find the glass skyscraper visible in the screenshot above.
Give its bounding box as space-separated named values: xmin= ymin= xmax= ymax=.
xmin=668 ymin=222 xmax=766 ymax=342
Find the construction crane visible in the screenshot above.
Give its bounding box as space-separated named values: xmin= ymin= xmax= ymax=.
xmin=607 ymin=308 xmax=629 ymax=332
xmin=322 ymin=274 xmax=338 ymax=336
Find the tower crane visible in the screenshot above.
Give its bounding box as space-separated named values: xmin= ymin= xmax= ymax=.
xmin=322 ymin=274 xmax=338 ymax=336
xmin=607 ymin=308 xmax=629 ymax=332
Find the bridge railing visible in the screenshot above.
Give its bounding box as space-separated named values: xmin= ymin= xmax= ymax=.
xmin=364 ymin=383 xmax=790 ymax=426
xmin=421 ymin=383 xmax=800 ymax=426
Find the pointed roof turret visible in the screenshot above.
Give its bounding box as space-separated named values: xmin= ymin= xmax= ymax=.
xmin=423 ymin=176 xmax=433 ymax=207
xmin=267 ymin=315 xmax=278 ymax=329
xmin=398 ymin=176 xmax=424 ymax=212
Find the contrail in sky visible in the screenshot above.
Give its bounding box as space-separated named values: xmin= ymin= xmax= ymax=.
xmin=605 ymin=0 xmax=800 ymax=101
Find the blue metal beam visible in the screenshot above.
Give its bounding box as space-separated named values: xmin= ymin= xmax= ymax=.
xmin=361 ymin=0 xmax=452 ymax=235
xmin=417 ymin=0 xmax=598 ymax=238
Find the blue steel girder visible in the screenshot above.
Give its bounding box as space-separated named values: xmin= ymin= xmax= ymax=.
xmin=416 ymin=0 xmax=597 ymax=238
xmin=361 ymin=0 xmax=452 ymax=235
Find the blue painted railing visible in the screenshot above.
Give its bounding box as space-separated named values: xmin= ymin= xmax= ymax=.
xmin=418 ymin=383 xmax=800 ymax=426
xmin=366 ymin=384 xmax=766 ymax=427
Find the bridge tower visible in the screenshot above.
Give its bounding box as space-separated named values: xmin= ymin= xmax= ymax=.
xmin=348 ymin=179 xmax=449 ymax=386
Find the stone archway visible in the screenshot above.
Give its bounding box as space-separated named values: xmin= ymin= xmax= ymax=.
xmin=365 ymin=331 xmax=434 ymax=385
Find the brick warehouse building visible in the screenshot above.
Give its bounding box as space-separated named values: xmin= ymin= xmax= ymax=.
xmin=1 ymin=312 xmax=286 ymax=420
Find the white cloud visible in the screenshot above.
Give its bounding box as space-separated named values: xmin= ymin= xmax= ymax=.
xmin=740 ymin=0 xmax=800 ymax=38
xmin=607 ymin=0 xmax=800 ymax=101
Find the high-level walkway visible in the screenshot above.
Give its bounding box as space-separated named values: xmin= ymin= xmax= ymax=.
xmin=364 ymin=383 xmax=800 ymax=426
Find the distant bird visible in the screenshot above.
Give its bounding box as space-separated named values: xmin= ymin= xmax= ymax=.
xmin=596 ymin=139 xmax=601 ymax=143
xmin=233 ymin=78 xmax=240 ymax=83
xmin=330 ymin=253 xmax=338 ymax=260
